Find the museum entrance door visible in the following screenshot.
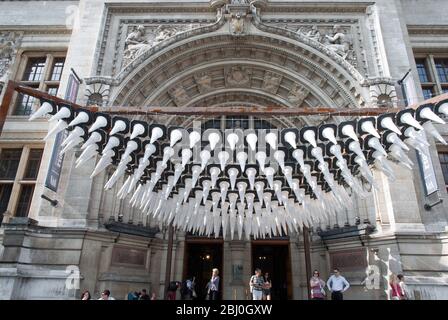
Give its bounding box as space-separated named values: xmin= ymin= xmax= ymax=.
xmin=184 ymin=239 xmax=223 ymax=300
xmin=251 ymin=240 xmax=292 ymax=300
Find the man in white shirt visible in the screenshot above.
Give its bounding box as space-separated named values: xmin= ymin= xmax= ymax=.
xmin=327 ymin=268 xmax=350 ymax=300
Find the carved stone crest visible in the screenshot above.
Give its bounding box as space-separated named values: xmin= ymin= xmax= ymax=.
xmin=262 ymin=71 xmax=281 ymax=94
xmin=169 ymin=85 xmax=190 ymax=106
xmin=225 ymin=66 xmax=251 ymax=87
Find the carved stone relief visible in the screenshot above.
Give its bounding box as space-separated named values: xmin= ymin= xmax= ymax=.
xmin=0 ymin=31 xmax=22 ymax=92
xmin=122 ymin=24 xmax=202 ymax=68
xmin=194 ymin=73 xmax=213 ymax=93
xmin=261 ymin=71 xmax=281 ymax=94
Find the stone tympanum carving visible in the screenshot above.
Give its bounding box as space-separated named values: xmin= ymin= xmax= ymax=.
xmin=262 ymin=71 xmax=281 ymax=94
xmin=195 ymin=73 xmax=213 ymax=93
xmin=225 ymin=66 xmax=251 ymax=87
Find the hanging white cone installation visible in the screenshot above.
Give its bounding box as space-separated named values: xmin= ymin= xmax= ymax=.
xmin=29 ymin=95 xmax=448 ymax=239
xmin=246 ymin=133 xmax=258 ymax=152
xmin=29 ymin=101 xmax=54 ymax=121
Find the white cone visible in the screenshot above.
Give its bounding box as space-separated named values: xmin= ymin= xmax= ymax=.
xmin=400 ymin=112 xmax=424 ymax=131
xmin=303 ymin=129 xmax=318 ymax=148
xmin=208 ymin=132 xmax=220 ymax=151
xmin=81 ymin=131 xmax=102 ymax=150
xmin=150 ymin=127 xmax=163 ymax=144
xmin=29 ymin=102 xmax=53 ymax=121
xmin=255 ymin=151 xmax=267 ymax=173
xmin=266 ymin=132 xmax=278 ymax=150
xmin=68 ymin=111 xmax=89 ymax=127
xmin=170 ymin=129 xmax=183 ymax=147
xmin=48 ymin=106 xmax=71 ymax=123
xmin=322 ymin=127 xmax=338 ymax=145
xmin=380 ymin=117 xmax=402 ymax=135
xmin=44 ymin=120 xmax=67 ymax=140
xmin=284 ymin=131 xmax=297 ymax=149
xmin=341 ymin=124 xmax=358 ymax=141
xmin=110 ymin=120 xmax=127 ymax=136
xmin=89 ymin=116 xmax=108 ymax=133
xmin=130 ymin=123 xmax=146 ymax=140
xmin=189 ymin=131 xmax=201 ymax=149
xmin=246 ymin=133 xmax=258 ymax=152
xmin=361 ymin=120 xmax=380 ymax=138
xmin=236 ymin=151 xmax=247 ymax=172
xmin=420 ymin=107 xmax=445 ymax=125
xmin=227 ymin=133 xmax=239 ymax=151
xmin=423 ymin=121 xmax=447 ymax=145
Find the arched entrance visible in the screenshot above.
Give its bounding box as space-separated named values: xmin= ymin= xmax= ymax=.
xmin=104 ymin=2 xmax=369 ymax=299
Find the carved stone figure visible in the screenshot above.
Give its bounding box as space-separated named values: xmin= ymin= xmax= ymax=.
xmin=230 ymin=12 xmax=246 ymax=35
xmin=0 ymin=32 xmax=21 ymax=86
xmin=288 ymin=84 xmax=309 ymax=106
xmin=297 ymin=25 xmax=321 ymax=42
xmin=123 ymin=25 xmax=151 ymax=64
xmin=169 ymin=86 xmax=190 ymax=106
xmin=195 ymin=73 xmax=213 ymax=93
xmin=324 ymin=25 xmax=350 ymax=59
xmin=123 ymin=25 xmax=190 ymax=66
xmin=262 ymin=71 xmax=281 ymax=94
xmin=225 ymin=66 xmax=251 ymax=87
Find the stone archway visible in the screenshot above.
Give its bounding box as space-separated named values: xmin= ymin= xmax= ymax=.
xmin=108 ymin=2 xmax=370 ymax=119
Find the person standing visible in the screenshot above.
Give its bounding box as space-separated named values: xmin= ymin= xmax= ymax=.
xmin=98 ymin=289 xmax=115 ymax=300
xmin=397 ymin=274 xmax=411 ymax=300
xmin=167 ymin=281 xmax=179 ymax=300
xmin=327 ymin=268 xmax=350 ymax=300
xmin=249 ymin=268 xmax=265 ymax=300
xmin=139 ymin=289 xmax=150 ymax=300
xmin=310 ymin=270 xmax=326 ymax=300
xmin=389 ymin=274 xmax=403 ymax=300
xmin=263 ymin=272 xmax=272 ymax=300
xmin=207 ymin=268 xmax=220 ymax=300
xmin=80 ymin=290 xmax=91 ymax=300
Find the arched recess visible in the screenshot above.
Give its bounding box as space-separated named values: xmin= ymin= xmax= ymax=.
xmin=109 ymin=25 xmax=369 ymax=127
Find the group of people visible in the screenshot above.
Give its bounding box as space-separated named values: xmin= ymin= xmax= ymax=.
xmin=389 ymin=273 xmax=411 ymax=300
xmin=80 ymin=268 xmax=411 ymax=301
xmin=80 ymin=289 xmax=156 ymax=300
xmin=310 ymin=268 xmax=350 ymax=300
xmin=310 ymin=268 xmax=411 ymax=300
xmin=249 ymin=269 xmax=272 ymax=300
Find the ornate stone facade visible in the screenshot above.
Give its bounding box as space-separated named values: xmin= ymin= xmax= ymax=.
xmin=0 ymin=0 xmax=447 ymax=301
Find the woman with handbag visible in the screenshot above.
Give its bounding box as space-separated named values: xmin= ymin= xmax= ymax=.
xmin=310 ymin=270 xmax=326 ymax=300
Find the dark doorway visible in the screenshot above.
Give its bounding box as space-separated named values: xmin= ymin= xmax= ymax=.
xmin=251 ymin=242 xmax=292 ymax=300
xmin=184 ymin=241 xmax=223 ymax=300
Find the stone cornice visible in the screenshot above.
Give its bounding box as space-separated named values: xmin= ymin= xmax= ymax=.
xmin=0 ymin=25 xmax=71 ymax=35
xmin=107 ymin=2 xmax=214 ymax=14
xmin=264 ymin=1 xmax=373 ymax=14
xmin=407 ymin=25 xmax=448 ymax=36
